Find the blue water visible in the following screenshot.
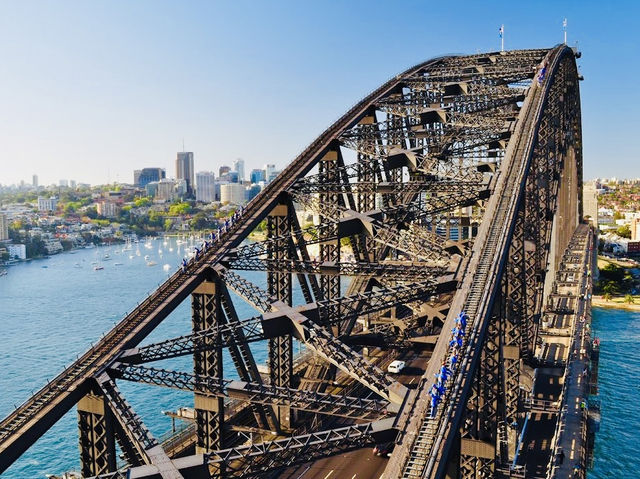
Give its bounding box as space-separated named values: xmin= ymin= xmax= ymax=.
xmin=0 ymin=237 xmax=301 ymax=478
xmin=0 ymin=246 xmax=635 ymax=478
xmin=589 ymin=307 xmax=640 ymax=478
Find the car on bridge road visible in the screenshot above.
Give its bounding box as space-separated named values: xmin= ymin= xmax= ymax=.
xmin=387 ymin=360 xmax=406 ymax=374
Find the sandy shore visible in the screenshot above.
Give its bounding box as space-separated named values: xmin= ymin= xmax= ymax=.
xmin=592 ymin=295 xmax=640 ymax=311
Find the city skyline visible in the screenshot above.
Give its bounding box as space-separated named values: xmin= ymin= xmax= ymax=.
xmin=1 ymin=1 xmax=639 ymax=185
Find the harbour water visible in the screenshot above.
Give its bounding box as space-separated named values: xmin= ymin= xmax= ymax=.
xmin=0 ymin=243 xmax=637 ymax=477
xmin=0 ymin=237 xmax=290 ymax=478
xmin=589 ymin=307 xmax=640 ymax=478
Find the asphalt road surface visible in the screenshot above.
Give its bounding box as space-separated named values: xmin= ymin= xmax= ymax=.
xmin=279 ymin=346 xmax=432 ymax=479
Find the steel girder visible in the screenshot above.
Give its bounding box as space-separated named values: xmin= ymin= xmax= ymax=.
xmin=97 ymin=377 xmax=156 ymax=466
xmin=291 ymin=152 xmax=486 ymax=187
xmin=267 ymin=203 xmax=294 ymax=429
xmin=318 ymin=149 xmax=342 ymax=334
xmin=206 ymin=419 xmax=396 ymax=478
xmin=459 ymin=295 xmax=503 ymax=478
xmin=192 ymin=280 xmax=225 ymax=453
xmin=124 ymin=277 xmax=455 ymax=364
xmin=111 ymin=364 xmax=391 ymax=421
xmin=225 ymin=257 xmax=446 ymax=281
xmin=217 ymin=281 xmax=278 ymax=432
xmin=226 ymin=183 xmax=489 ymax=265
xmin=77 ymin=391 xmax=117 ymax=477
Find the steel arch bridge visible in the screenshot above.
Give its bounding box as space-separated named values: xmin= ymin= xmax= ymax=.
xmin=0 ymin=44 xmax=584 ymax=479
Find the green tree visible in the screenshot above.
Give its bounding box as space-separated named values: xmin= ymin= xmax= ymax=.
xmin=134 ymin=197 xmax=151 ymax=208
xmin=190 ymin=212 xmax=210 ymax=230
xmin=147 ymin=211 xmax=164 ymax=228
xmin=168 ymin=202 xmax=191 ymax=216
xmin=613 ymin=211 xmax=624 ymax=221
xmin=602 ymin=281 xmax=619 ymax=296
xmin=600 ymin=263 xmax=624 ymax=283
xmin=624 ymin=294 xmax=635 ymax=304
xmin=164 ymin=219 xmax=174 ymax=231
xmin=603 ymin=292 xmax=612 ymax=302
xmin=617 ymin=224 xmax=631 ymax=239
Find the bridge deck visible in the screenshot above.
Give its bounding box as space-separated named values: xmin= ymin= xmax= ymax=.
xmin=517 ymin=224 xmax=593 ymax=478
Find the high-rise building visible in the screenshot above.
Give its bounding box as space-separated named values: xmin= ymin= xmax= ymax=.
xmin=32 ymin=175 xmax=38 ymax=188
xmin=134 ymin=167 xmax=166 ymax=187
xmin=96 ymin=201 xmax=120 ymax=218
xmin=219 ymin=165 xmax=231 ymax=178
xmin=220 ymin=183 xmax=246 ymax=205
xmin=246 ymin=183 xmax=262 ymax=201
xmin=196 ymin=171 xmax=216 ymax=203
xmin=582 ymin=185 xmax=598 ymax=229
xmin=156 ymin=179 xmax=177 ymax=202
xmin=0 ymin=213 xmax=8 ymax=241
xmin=176 ymin=152 xmax=195 ymax=196
xmin=69 ymin=180 xmax=77 ymax=189
xmin=250 ymin=169 xmax=265 ymax=184
xmin=233 ymin=158 xmax=245 ymax=183
xmin=37 ymin=197 xmax=58 ymax=212
xmin=59 ymin=179 xmax=69 ymax=188
xmin=631 ymin=218 xmax=640 ymax=241
xmin=264 ymin=164 xmax=276 ymax=183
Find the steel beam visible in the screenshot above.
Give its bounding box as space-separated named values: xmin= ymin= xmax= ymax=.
xmin=267 ymin=202 xmax=294 ymax=429
xmin=78 ymin=390 xmax=117 ymax=477
xmin=191 ymin=280 xmax=224 ymax=454
xmin=111 ymin=364 xmax=392 ymax=421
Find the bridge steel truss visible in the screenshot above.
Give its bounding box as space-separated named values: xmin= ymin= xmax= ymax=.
xmin=0 ymin=44 xmax=583 ymax=479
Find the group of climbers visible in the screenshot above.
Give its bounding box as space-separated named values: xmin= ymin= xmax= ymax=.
xmin=181 ymin=206 xmax=244 ymax=273
xmin=430 ymin=311 xmax=468 ymax=418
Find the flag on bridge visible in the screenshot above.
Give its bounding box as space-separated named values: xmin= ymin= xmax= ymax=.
xmin=499 ymin=25 xmax=504 ymax=38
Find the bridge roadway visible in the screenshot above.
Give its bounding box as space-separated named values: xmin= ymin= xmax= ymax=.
xmin=279 ymin=344 xmax=434 ymax=479
xmin=0 ymin=55 xmax=450 ymax=474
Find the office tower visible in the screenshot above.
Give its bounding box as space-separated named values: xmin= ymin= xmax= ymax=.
xmin=59 ymin=179 xmax=69 ymax=187
xmin=246 ymin=183 xmax=262 ymax=201
xmin=219 ymin=165 xmax=231 ymax=178
xmin=233 ymin=158 xmax=245 ymax=182
xmin=69 ymin=180 xmax=76 ymax=189
xmin=196 ymin=171 xmax=216 ymax=203
xmin=32 ymin=175 xmax=38 ymax=188
xmin=582 ymin=185 xmax=598 ymax=229
xmin=134 ymin=168 xmax=166 ymax=187
xmin=264 ymin=164 xmax=276 ymax=183
xmin=0 ymin=213 xmax=8 ymax=241
xmin=176 ymin=152 xmax=195 ymax=196
xmin=220 ymin=183 xmax=246 ymax=205
xmin=250 ymin=169 xmax=265 ymax=184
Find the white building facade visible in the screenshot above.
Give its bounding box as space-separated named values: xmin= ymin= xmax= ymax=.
xmin=196 ymin=171 xmax=216 ymax=203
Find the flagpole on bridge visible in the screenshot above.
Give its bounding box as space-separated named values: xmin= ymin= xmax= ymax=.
xmin=499 ymin=24 xmax=504 ymax=52
xmin=563 ymin=18 xmax=567 ymax=44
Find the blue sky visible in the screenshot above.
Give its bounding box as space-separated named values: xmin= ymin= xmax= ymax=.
xmin=0 ymin=0 xmax=637 ymax=186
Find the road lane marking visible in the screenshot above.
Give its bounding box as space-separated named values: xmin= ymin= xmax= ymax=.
xmin=323 ymin=471 xmax=334 ymax=479
xmin=351 ymin=474 xmax=357 ymax=479
xmin=409 ymin=378 xmax=415 ymax=384
xmin=295 ymin=466 xmax=311 ymax=478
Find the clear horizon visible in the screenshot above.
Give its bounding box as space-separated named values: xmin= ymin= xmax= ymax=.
xmin=1 ymin=0 xmax=638 ymax=186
